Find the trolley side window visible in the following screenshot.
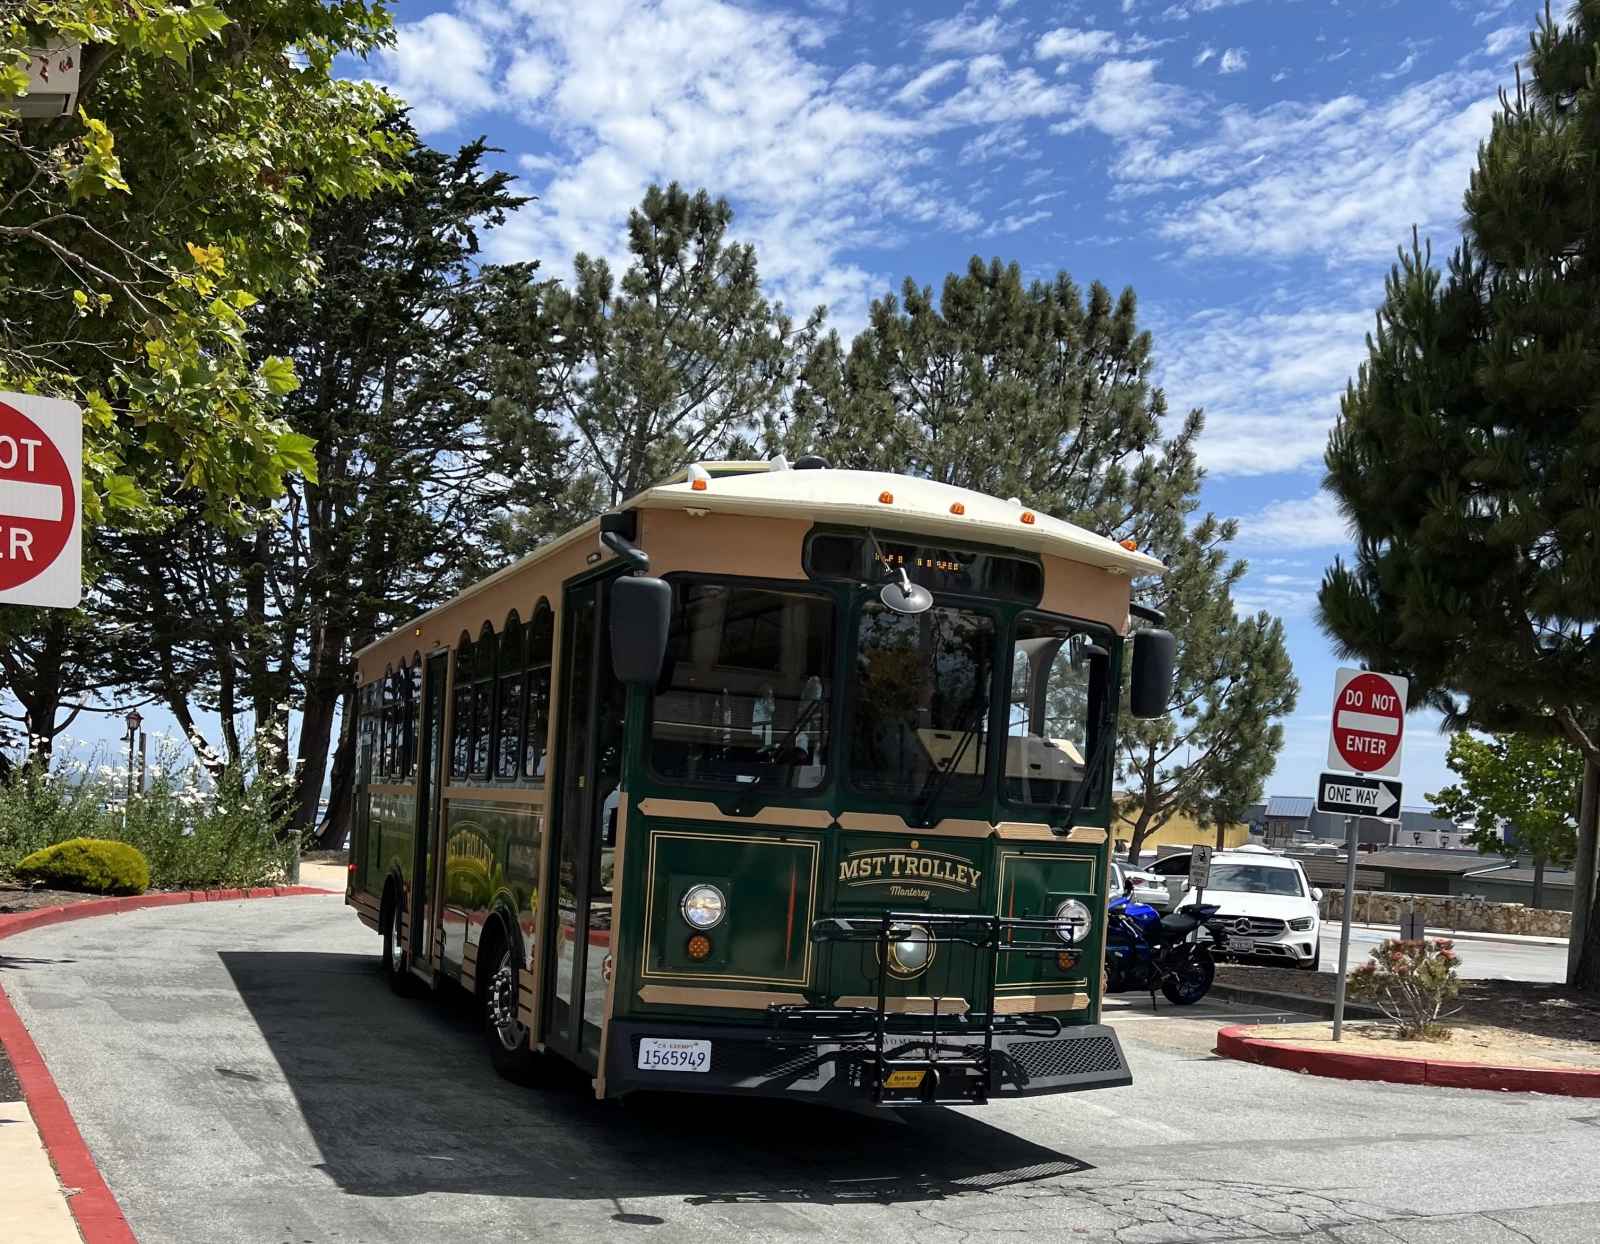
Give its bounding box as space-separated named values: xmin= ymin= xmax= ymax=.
xmin=649 ymin=581 xmax=836 ymax=791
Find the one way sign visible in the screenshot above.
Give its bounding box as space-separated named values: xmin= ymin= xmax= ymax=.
xmin=1316 ymin=771 xmax=1402 ymax=819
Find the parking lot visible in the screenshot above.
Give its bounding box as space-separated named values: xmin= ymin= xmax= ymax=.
xmin=3 ymin=893 xmax=1597 ymax=1243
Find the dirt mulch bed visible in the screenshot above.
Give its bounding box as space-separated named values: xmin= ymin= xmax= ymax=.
xmin=1216 ymin=964 xmax=1600 ymax=1048
xmin=0 ymin=884 xmax=109 ymax=916
xmin=1236 ymin=1019 xmax=1600 ymax=1070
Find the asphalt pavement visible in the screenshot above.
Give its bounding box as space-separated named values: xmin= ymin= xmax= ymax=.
xmin=1318 ymin=923 xmax=1569 ymax=982
xmin=3 ymin=894 xmax=1598 ymax=1243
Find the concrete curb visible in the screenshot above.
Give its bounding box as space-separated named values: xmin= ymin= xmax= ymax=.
xmin=1210 ymin=982 xmax=1384 ymax=1021
xmin=1215 ymin=1024 xmax=1600 ymax=1097
xmin=0 ymin=884 xmax=335 ymax=1244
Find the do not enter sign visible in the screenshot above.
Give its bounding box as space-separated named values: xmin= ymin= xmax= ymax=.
xmin=0 ymin=393 xmax=81 ymax=608
xmin=1326 ymin=667 xmax=1408 ymax=779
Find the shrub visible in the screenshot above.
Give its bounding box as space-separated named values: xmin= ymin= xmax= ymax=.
xmin=117 ymin=759 xmax=294 ymax=890
xmin=1347 ymin=937 xmax=1461 ymax=1041
xmin=0 ymin=764 xmax=111 ymax=876
xmin=16 ymin=838 xmax=150 ymax=895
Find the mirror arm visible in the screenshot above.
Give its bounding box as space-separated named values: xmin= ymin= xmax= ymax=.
xmin=1130 ymin=601 xmax=1166 ymax=626
xmin=601 ymin=529 xmax=650 ymax=572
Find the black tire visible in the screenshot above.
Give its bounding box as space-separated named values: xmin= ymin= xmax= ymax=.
xmin=1160 ymin=950 xmax=1216 ymax=1006
xmin=483 ymin=932 xmax=544 ymax=1085
xmin=381 ymin=892 xmax=415 ymax=997
xmin=1297 ymin=944 xmax=1322 ymax=971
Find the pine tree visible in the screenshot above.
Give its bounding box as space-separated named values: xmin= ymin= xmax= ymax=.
xmin=774 ymin=257 xmax=1298 ymax=856
xmin=1318 ymin=2 xmax=1600 ymax=989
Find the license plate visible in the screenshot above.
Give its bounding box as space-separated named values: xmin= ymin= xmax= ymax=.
xmin=636 ymin=1038 xmax=711 ymax=1072
xmin=884 ymin=1069 xmax=926 ymax=1089
xmin=1227 ymin=936 xmax=1256 ymax=953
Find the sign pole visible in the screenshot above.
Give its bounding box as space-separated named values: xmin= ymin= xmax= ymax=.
xmin=1331 ymin=814 xmax=1359 ymax=1041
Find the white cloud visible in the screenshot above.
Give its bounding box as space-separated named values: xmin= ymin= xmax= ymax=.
xmin=1218 ymin=47 xmax=1248 ymax=75
xmin=1036 ymin=27 xmax=1120 ymax=62
xmin=1119 ymin=69 xmax=1500 ymax=262
xmin=373 ymin=12 xmax=499 ymax=131
xmin=982 ymin=208 xmax=1052 ymax=237
xmin=1380 ymin=51 xmax=1418 ymax=80
xmin=894 ymin=59 xmax=963 ymax=103
xmin=1238 ymin=493 xmax=1352 ymax=550
xmin=1162 ymin=0 xmax=1255 ymax=17
xmin=1194 ymin=45 xmax=1217 ymax=68
xmin=924 ymin=10 xmax=1016 ymax=54
xmin=1053 ymin=60 xmax=1189 ymax=139
xmin=1156 ymin=298 xmax=1375 ymax=476
xmin=1482 ymin=26 xmax=1524 ymax=58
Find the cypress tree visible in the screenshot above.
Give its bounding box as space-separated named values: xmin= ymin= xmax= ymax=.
xmin=1318 ymin=1 xmax=1600 ymax=989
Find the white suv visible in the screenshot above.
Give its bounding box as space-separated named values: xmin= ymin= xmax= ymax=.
xmin=1147 ymin=846 xmax=1323 ymax=970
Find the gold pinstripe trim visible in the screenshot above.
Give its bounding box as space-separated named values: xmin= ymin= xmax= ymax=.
xmin=836 ymin=812 xmax=993 ymax=837
xmin=994 ymin=993 xmax=1088 ymax=1014
xmin=637 ymin=797 xmax=834 ymax=829
xmin=637 ymin=985 xmax=807 ymax=1010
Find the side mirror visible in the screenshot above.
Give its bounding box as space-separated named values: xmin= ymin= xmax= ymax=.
xmin=610 ymin=576 xmax=671 ymax=686
xmin=1312 ymin=887 xmax=1324 ymax=902
xmin=1129 ymin=628 xmax=1175 ymax=719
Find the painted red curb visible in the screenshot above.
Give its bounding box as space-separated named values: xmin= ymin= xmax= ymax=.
xmin=1215 ymin=1024 xmax=1600 ymax=1097
xmin=0 ymin=883 xmax=335 ymax=1243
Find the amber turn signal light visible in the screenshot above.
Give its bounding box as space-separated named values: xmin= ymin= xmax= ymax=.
xmin=1057 ymin=951 xmax=1077 ymax=972
xmin=879 ymin=491 xmax=894 ymax=504
xmin=949 ymin=501 xmax=965 ymax=515
xmin=686 ymin=934 xmax=713 ymax=961
xmin=1020 ymin=511 xmax=1036 ymax=525
xmin=1120 ymin=538 xmax=1138 ymax=551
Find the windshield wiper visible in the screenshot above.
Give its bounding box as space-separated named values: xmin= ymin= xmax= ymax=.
xmin=1048 ymin=724 xmax=1114 ymax=836
xmin=913 ymin=696 xmax=987 ymax=827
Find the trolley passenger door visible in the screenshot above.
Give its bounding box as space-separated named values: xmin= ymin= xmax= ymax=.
xmin=410 ymin=650 xmax=448 ymax=972
xmin=544 ymin=574 xmax=626 ymax=1067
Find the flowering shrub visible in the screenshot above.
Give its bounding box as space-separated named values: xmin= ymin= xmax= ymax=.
xmin=0 ymin=741 xmax=295 ymax=889
xmin=1347 ymin=937 xmax=1461 ymax=1040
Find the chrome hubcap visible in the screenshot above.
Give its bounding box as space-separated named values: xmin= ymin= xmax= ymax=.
xmin=488 ymin=951 xmax=527 ymax=1051
xmin=388 ymin=909 xmax=404 ymax=972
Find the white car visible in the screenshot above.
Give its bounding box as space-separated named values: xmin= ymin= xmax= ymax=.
xmin=1109 ymin=860 xmax=1173 ymax=910
xmin=1146 ymin=846 xmax=1323 ymax=970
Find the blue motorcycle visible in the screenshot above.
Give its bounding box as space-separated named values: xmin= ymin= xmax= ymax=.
xmin=1105 ymin=879 xmax=1221 ymax=1006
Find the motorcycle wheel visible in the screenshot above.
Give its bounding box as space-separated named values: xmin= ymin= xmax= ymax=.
xmin=1160 ymin=952 xmax=1216 ymax=1006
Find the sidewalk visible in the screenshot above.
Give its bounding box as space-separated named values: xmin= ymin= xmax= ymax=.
xmin=1344 ymin=919 xmax=1568 ymax=948
xmin=0 ymin=1096 xmax=83 ymax=1244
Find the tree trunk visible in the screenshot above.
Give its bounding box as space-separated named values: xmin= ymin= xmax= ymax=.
xmin=1531 ymin=852 xmax=1545 ymax=910
xmin=1571 ymin=759 xmax=1600 ymax=990
xmin=291 ymin=666 xmax=342 ymax=840
xmin=315 ymin=687 xmax=358 ymax=850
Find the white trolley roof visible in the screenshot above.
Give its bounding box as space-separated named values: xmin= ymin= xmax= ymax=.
xmin=641 ymin=463 xmax=1166 ymax=578
xmin=357 ymin=462 xmax=1162 ymax=660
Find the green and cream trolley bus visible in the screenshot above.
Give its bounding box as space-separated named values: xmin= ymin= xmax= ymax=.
xmin=347 ymin=459 xmax=1174 ymax=1107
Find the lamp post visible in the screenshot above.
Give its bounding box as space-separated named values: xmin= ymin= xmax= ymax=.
xmin=123 ymin=708 xmax=143 ymax=813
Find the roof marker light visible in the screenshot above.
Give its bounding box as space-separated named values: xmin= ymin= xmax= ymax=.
xmin=950 ymin=502 xmax=965 ymax=515
xmin=1020 ymin=511 xmax=1036 ymax=525
xmin=879 ymin=491 xmax=894 ymax=504
xmin=1120 ymin=538 xmax=1138 ymax=551
xmin=688 ymin=463 xmax=711 ymax=492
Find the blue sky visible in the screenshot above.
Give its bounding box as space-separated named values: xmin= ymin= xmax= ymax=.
xmin=60 ymin=0 xmax=1538 ymax=806
xmin=362 ymin=0 xmax=1538 ymax=805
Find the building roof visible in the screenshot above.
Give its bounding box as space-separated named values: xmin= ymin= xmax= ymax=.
xmin=637 ymin=464 xmax=1167 ymax=578
xmin=1462 ymin=866 xmax=1577 ymax=889
xmin=1358 ymin=850 xmax=1497 ymax=875
xmin=1265 ymin=795 xmax=1315 ymax=819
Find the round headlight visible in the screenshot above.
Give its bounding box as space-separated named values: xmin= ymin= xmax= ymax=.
xmin=886 ymin=924 xmax=936 ymax=977
xmin=680 ymin=884 xmax=727 ymax=930
xmin=1055 ymin=898 xmax=1092 ymax=945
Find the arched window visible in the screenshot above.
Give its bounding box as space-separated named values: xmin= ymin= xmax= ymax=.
xmin=450 ymin=633 xmax=475 ymax=778
xmin=379 ymin=666 xmax=398 ymax=777
xmin=494 ymin=612 xmax=525 ymax=780
xmin=471 ymin=621 xmax=497 ymax=776
xmin=524 ymin=600 xmax=554 ymax=782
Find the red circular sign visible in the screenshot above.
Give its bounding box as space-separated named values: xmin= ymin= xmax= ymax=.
xmin=0 ymin=399 xmax=75 ymax=591
xmin=1333 ymin=672 xmax=1405 ymax=773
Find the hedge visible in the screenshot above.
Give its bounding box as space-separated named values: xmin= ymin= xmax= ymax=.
xmin=15 ymin=837 xmax=151 ymax=896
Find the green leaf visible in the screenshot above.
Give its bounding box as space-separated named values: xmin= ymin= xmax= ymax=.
xmin=275 ymin=431 xmax=318 ymax=482
xmin=258 ymin=356 xmax=299 ymax=396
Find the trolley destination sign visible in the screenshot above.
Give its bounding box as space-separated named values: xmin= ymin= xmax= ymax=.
xmin=1315 ymin=771 xmax=1403 ymax=818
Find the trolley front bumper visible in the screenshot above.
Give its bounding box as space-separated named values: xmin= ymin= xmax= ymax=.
xmin=603 ymin=1018 xmax=1130 ymax=1104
